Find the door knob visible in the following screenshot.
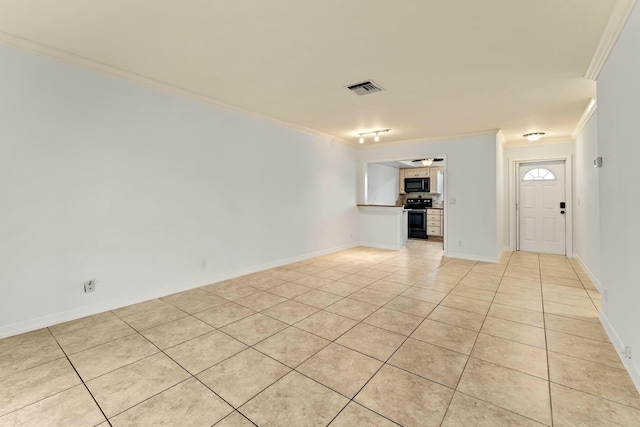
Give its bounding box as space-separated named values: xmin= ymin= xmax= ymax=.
xmin=560 ymin=210 xmax=565 ymax=214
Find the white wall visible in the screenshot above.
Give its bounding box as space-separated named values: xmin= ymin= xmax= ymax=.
xmin=573 ymin=111 xmax=601 ymax=284
xmin=504 ymin=141 xmax=574 ymax=162
xmin=360 ymin=134 xmax=500 ymax=262
xmin=366 ymin=163 xmax=399 ymax=205
xmin=596 ymin=1 xmax=640 ymax=391
xmin=0 ymin=46 xmax=359 ymax=337
xmin=496 ymin=135 xmax=508 ymax=253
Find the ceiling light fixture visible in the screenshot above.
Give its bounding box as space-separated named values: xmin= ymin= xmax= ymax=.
xmin=357 ymin=129 xmax=391 ymax=144
xmin=523 ymin=132 xmax=546 ymax=142
xmin=411 ymin=158 xmax=444 ymax=167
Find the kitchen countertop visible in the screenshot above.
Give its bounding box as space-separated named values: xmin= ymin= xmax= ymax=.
xmin=357 ymin=204 xmax=443 ymax=209
xmin=357 ymin=204 xmax=405 ymax=208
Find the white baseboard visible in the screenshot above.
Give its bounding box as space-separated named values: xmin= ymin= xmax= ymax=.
xmin=359 ymin=241 xmax=404 ymax=251
xmin=572 ymin=255 xmax=603 ymax=291
xmin=0 ymin=242 xmax=358 ymax=339
xmin=599 ymin=310 xmax=640 ymax=394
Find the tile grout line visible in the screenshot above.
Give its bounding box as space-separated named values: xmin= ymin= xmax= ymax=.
xmin=546 ymin=377 xmax=640 ymax=412
xmin=539 ymin=254 xmax=555 ymax=427
xmin=7 ymin=246 xmax=635 ymax=425
xmin=475 ymin=251 xmax=556 ymax=426
xmin=230 ymin=252 xmax=455 ymax=425
xmin=48 ymin=328 xmax=114 ymax=427
xmin=545 ymin=348 xmax=629 ymax=372
xmin=245 ymin=251 xmax=632 ymax=419
xmin=567 ymin=257 xmax=600 ymax=313
xmin=101 ymin=325 xmax=249 ymax=424
xmin=323 ymin=255 xmax=460 ymax=426
xmin=451 ymin=253 xmax=563 ymax=426
xmin=71 ymin=306 xmax=251 ymax=424
xmin=441 ymin=254 xmax=510 ymax=421
xmin=326 ymin=256 xmax=483 ymax=425
xmin=204 ymin=250 xmax=636 ymax=422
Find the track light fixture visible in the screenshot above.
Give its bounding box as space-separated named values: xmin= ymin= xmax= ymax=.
xmin=357 ymin=129 xmax=391 ymax=144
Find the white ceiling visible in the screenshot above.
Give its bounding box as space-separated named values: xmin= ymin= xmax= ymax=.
xmin=0 ymin=0 xmax=622 ymax=144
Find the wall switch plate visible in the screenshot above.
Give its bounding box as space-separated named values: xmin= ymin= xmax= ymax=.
xmin=603 ymin=288 xmax=608 ymax=302
xmin=449 ymin=198 xmax=456 ymax=205
xmin=201 ymin=258 xmax=208 ymax=269
xmin=624 ymin=346 xmax=632 ymax=359
xmin=84 ymin=280 xmax=95 ymax=293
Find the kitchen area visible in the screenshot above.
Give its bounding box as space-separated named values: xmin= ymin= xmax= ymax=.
xmin=358 ymin=158 xmax=446 ymax=250
xmin=402 ymin=161 xmax=444 ymax=240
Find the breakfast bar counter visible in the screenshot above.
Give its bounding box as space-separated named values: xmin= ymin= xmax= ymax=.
xmin=357 ymin=205 xmax=409 ymax=250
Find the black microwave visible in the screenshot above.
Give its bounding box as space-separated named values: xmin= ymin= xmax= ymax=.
xmin=405 ymin=177 xmax=430 ymax=193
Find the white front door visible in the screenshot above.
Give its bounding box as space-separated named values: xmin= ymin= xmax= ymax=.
xmin=518 ymin=161 xmax=566 ymax=254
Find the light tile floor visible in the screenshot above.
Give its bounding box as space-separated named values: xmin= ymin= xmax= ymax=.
xmin=1 ymin=241 xmax=640 ymax=426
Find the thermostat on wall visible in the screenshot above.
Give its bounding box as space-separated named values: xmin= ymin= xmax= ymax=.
xmin=593 ymin=157 xmax=603 ymax=168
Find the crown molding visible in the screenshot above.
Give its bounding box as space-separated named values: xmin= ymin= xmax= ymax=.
xmin=0 ymin=31 xmax=586 ymax=151
xmin=0 ymin=31 xmax=352 ymax=146
xmin=360 ymin=129 xmax=500 ymax=149
xmin=585 ymin=0 xmax=637 ymax=80
xmin=572 ymin=98 xmax=598 ymax=138
xmin=504 ymin=136 xmax=575 ymax=147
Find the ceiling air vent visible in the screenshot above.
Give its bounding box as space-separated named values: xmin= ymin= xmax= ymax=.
xmin=347 ymin=80 xmax=384 ymax=96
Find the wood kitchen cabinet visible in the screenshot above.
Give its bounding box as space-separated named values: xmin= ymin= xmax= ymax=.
xmin=430 ymin=166 xmax=444 ymax=193
xmin=426 ymin=208 xmax=443 ymax=237
xmin=404 ymin=167 xmax=429 ymax=178
xmin=399 ymin=168 xmax=406 ymax=194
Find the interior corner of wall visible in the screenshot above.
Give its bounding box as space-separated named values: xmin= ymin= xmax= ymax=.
xmin=497 ymin=246 xmax=509 ymax=262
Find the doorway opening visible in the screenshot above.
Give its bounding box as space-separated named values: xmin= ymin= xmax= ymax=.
xmin=362 ymin=156 xmax=447 ymax=251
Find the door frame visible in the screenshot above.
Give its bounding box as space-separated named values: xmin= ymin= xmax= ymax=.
xmin=508 ymin=156 xmax=573 ymax=256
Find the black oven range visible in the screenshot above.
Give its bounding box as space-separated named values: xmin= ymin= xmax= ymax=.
xmin=405 ymin=198 xmax=432 ymax=239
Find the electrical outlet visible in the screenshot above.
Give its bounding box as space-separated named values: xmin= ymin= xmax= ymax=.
xmin=84 ymin=280 xmax=95 ymax=293
xmin=201 ymin=258 xmax=208 ymax=269
xmin=603 ymin=288 xmax=608 ymax=302
xmin=449 ymin=198 xmax=457 ymax=205
xmin=624 ymin=346 xmax=632 ymax=359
